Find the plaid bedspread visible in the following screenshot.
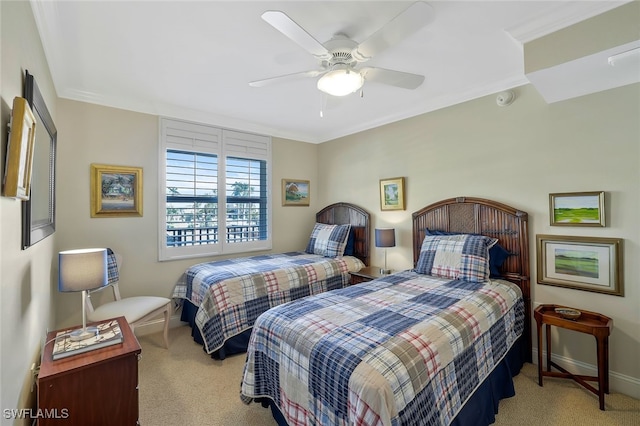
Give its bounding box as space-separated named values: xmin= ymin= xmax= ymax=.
xmin=172 ymin=252 xmax=364 ymax=354
xmin=241 ymin=270 xmax=524 ymax=426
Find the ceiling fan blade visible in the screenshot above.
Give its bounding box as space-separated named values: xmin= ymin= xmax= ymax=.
xmin=351 ymin=1 xmax=433 ymax=62
xmin=361 ymin=67 xmax=425 ymax=89
xmin=262 ymin=11 xmax=331 ymax=61
xmin=249 ymin=70 xmax=324 ymax=88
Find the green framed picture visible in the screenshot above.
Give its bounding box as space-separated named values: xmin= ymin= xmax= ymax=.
xmin=536 ymin=234 xmax=623 ymax=296
xmin=549 ymin=191 xmax=605 ymax=227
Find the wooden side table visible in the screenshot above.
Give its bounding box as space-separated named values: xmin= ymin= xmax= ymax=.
xmin=349 ymin=265 xmax=387 ymax=285
xmin=534 ymin=304 xmax=612 ymax=410
xmin=38 ymin=316 xmax=142 ymax=424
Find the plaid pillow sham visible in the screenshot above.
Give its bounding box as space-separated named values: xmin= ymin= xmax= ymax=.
xmin=425 ymin=228 xmax=510 ymax=278
xmin=415 ymin=234 xmax=498 ymax=282
xmin=305 ymin=223 xmax=352 ymax=258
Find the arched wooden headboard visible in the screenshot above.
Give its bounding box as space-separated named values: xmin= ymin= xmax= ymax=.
xmin=412 ymin=196 xmax=531 ymax=361
xmin=317 ymin=202 xmax=370 ymax=267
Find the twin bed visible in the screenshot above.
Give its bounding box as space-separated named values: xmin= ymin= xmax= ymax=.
xmin=172 ymin=197 xmax=531 ymax=425
xmin=239 ymin=197 xmax=531 ymax=426
xmin=173 ymin=202 xmax=371 ymax=358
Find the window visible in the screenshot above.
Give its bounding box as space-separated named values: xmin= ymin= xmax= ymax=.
xmin=159 ymin=118 xmax=271 ymax=260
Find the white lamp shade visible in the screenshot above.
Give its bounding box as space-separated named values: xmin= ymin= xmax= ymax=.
xmin=375 ymin=228 xmax=396 ymax=248
xmin=317 ymin=66 xmax=364 ymax=97
xmin=58 ymin=248 xmax=108 ymax=292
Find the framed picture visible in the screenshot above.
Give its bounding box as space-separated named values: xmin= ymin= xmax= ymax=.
xmin=549 ymin=191 xmax=605 ymax=227
xmin=282 ymin=179 xmax=310 ymax=206
xmin=3 ymin=97 xmax=37 ymax=200
xmin=90 ymin=164 xmax=143 ymax=217
xmin=380 ymin=177 xmax=405 ymax=211
xmin=536 ymin=234 xmax=623 ymax=296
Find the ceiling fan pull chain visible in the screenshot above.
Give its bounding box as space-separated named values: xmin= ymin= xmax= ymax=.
xmin=320 ymin=93 xmax=327 ymax=118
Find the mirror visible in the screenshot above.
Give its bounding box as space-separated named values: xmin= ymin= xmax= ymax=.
xmin=22 ymin=70 xmax=57 ymax=249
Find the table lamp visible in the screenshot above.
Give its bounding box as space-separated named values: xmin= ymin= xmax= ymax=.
xmin=375 ymin=228 xmax=396 ymax=275
xmin=58 ymin=248 xmax=108 ymax=341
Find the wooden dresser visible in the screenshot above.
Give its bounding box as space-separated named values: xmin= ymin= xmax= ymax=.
xmin=38 ymin=316 xmax=141 ymax=425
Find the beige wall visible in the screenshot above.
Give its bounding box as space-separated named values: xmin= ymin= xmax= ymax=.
xmin=524 ymin=1 xmax=640 ymax=72
xmin=2 ymin=1 xmax=639 ymax=419
xmin=0 ymin=0 xmax=58 ymax=421
xmin=54 ymin=99 xmax=320 ymax=328
xmin=318 ymin=83 xmax=640 ymax=397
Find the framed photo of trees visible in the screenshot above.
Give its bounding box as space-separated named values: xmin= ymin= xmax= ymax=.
xmin=90 ymin=164 xmax=143 ymax=217
xmin=380 ymin=177 xmax=405 ymax=211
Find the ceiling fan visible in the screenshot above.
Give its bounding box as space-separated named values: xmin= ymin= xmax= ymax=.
xmin=249 ymin=2 xmax=433 ymax=97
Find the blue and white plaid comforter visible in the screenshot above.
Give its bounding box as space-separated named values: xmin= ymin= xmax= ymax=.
xmin=241 ymin=270 xmax=524 ymax=426
xmin=172 ymin=252 xmax=364 ymax=354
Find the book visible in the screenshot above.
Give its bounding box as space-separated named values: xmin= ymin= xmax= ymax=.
xmin=52 ymin=319 xmax=123 ymax=360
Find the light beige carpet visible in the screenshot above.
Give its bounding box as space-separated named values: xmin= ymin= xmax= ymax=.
xmin=138 ymin=326 xmax=639 ymax=425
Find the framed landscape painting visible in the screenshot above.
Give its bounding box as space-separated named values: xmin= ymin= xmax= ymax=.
xmin=549 ymin=191 xmax=605 ymax=227
xmin=90 ymin=164 xmax=143 ymax=217
xmin=282 ymin=179 xmax=309 ymax=206
xmin=380 ymin=177 xmax=405 ymax=211
xmin=536 ymin=234 xmax=623 ymax=296
xmin=3 ymin=97 xmax=37 ymax=200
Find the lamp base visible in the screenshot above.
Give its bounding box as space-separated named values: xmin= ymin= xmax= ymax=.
xmin=379 ymin=268 xmax=391 ymax=275
xmin=69 ymin=326 xmax=99 ymax=342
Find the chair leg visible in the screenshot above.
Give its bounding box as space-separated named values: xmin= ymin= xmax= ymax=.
xmin=162 ymin=303 xmax=171 ymax=349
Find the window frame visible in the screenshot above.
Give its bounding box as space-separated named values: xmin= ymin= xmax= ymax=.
xmin=158 ymin=118 xmax=272 ymax=261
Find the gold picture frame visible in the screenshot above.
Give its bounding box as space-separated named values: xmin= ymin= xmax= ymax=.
xmin=282 ymin=179 xmax=310 ymax=206
xmin=380 ymin=177 xmax=405 ymax=211
xmin=3 ymin=97 xmax=37 ymax=200
xmin=536 ymin=234 xmax=623 ymax=296
xmin=90 ymin=164 xmax=143 ymax=217
xmin=549 ymin=191 xmax=605 ymax=227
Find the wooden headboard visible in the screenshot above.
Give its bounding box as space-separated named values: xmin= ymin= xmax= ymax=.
xmin=317 ymin=202 xmax=370 ymax=266
xmin=412 ymin=196 xmax=531 ymax=361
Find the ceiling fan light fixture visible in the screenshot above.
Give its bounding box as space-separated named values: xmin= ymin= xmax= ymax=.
xmin=317 ymin=65 xmax=364 ymax=97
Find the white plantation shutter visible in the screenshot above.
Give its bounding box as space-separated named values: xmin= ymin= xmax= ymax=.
xmin=159 ymin=118 xmax=271 ymax=261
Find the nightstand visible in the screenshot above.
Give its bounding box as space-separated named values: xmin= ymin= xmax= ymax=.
xmin=349 ymin=265 xmax=388 ymax=285
xmin=38 ymin=316 xmax=142 ymax=425
xmin=534 ymin=304 xmax=612 ymax=410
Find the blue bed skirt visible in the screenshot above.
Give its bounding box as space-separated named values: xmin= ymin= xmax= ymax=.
xmin=261 ymin=337 xmax=525 ymax=426
xmin=181 ymin=299 xmax=252 ymax=360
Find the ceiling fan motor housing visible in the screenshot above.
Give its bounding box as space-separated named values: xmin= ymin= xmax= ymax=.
xmin=322 ymin=36 xmax=359 ymax=68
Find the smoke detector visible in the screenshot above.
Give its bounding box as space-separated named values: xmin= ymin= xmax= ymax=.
xmin=496 ymin=90 xmax=515 ymax=107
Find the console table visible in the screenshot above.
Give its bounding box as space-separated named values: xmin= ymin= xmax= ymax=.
xmin=534 ymin=304 xmax=612 ymax=410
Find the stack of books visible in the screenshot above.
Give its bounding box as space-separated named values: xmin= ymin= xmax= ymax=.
xmin=52 ymin=319 xmax=123 ymax=360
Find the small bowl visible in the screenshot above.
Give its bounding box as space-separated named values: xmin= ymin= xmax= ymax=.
xmin=555 ymin=307 xmax=581 ymax=320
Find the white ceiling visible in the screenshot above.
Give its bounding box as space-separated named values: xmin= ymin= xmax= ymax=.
xmin=30 ymin=1 xmax=629 ymax=144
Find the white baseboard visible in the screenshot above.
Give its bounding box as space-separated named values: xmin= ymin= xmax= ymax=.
xmin=532 ymin=348 xmax=640 ymax=399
